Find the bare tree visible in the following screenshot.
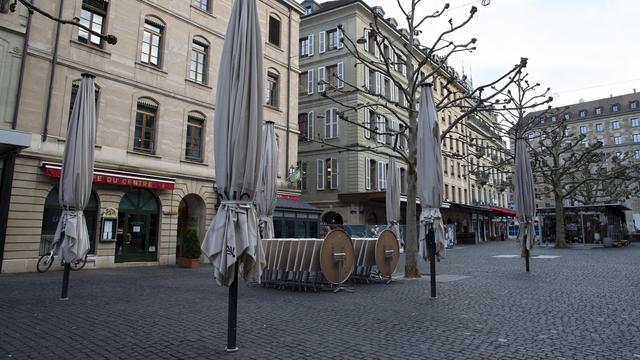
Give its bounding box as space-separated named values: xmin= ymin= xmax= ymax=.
xmin=314 ymin=1 xmax=527 ymax=277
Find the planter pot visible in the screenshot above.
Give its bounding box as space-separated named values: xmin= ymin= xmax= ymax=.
xmin=177 ymin=257 xmax=201 ymax=268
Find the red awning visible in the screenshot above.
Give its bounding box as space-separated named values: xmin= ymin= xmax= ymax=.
xmin=491 ymin=207 xmax=516 ymax=217
xmin=43 ymin=162 xmax=176 ymax=190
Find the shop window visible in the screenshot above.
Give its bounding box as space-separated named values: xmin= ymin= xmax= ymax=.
xmin=40 ymin=186 xmax=98 ymax=256
xmin=78 ymin=0 xmax=108 ymax=47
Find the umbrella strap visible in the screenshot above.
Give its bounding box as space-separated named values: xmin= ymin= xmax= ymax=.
xmin=220 ymin=200 xmax=253 ymax=209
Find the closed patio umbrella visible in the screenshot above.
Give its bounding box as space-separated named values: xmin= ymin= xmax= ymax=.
xmin=417 ymin=84 xmax=445 ymax=298
xmin=514 ymin=137 xmax=536 ymax=272
xmin=51 ymin=73 xmax=96 ymax=300
xmin=200 ymin=0 xmax=264 ymax=352
xmin=256 ymin=121 xmax=278 ymax=239
xmin=386 ymin=157 xmax=401 ymax=242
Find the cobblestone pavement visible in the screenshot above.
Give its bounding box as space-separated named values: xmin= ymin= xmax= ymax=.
xmin=2 ymin=241 xmax=640 ymax=359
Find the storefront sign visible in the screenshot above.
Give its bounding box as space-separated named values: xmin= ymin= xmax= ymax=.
xmin=277 ymin=192 xmax=300 ymax=200
xmin=43 ymin=163 xmax=175 ymax=190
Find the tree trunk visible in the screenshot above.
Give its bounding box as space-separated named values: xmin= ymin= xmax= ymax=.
xmin=554 ymin=194 xmax=567 ymax=248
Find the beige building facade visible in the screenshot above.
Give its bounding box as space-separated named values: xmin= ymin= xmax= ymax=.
xmin=1 ymin=0 xmax=304 ymax=273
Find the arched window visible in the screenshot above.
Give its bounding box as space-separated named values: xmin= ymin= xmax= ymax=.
xmin=190 ymin=36 xmax=210 ymax=84
xmin=268 ymin=15 xmax=281 ymax=47
xmin=40 ymin=186 xmax=99 ymax=255
xmin=69 ymin=79 xmax=101 ymax=121
xmin=185 ymin=111 xmax=205 ymax=162
xmin=134 ymin=97 xmax=159 ymax=154
xmin=266 ymin=69 xmax=279 ymax=108
xmin=141 ymin=17 xmax=165 ymax=67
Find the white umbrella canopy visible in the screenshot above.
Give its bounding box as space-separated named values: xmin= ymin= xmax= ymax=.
xmin=201 ymin=0 xmax=265 ymax=287
xmin=514 ymin=137 xmax=536 ymax=251
xmin=386 ymin=157 xmax=401 ymax=241
xmin=256 ymin=121 xmax=278 ymax=239
xmin=417 ymin=85 xmax=446 ymax=260
xmin=51 ymin=74 xmax=96 ymax=263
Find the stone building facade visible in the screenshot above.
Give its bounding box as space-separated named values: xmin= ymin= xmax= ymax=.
xmin=1 ymin=0 xmax=304 ymax=273
xmin=296 ymin=0 xmax=511 ymax=242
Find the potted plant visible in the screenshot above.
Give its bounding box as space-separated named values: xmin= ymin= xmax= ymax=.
xmin=178 ymin=229 xmax=202 ymax=268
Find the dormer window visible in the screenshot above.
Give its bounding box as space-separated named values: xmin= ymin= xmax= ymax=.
xmin=579 ymin=110 xmax=587 ymax=118
xmin=595 ymin=107 xmax=603 ymax=115
xmin=630 ymin=101 xmax=638 ymax=110
xmin=612 ymin=104 xmax=620 ymax=112
xmin=563 ymin=112 xmax=571 ymax=120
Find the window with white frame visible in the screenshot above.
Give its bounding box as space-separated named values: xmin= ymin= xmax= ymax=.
xmin=377 ymin=160 xmax=387 ymax=190
xmin=326 ymin=63 xmax=344 ymax=88
xmin=579 ymin=110 xmax=587 ymax=118
xmin=633 ymin=134 xmax=640 ymax=143
xmin=298 ymin=112 xmax=314 ymax=141
xmin=324 ymin=108 xmax=338 ymax=138
xmin=631 ymin=118 xmax=639 ymax=127
xmin=364 ymin=158 xmax=377 ymax=190
xmin=325 ymin=158 xmax=338 ymax=189
xmin=78 ymin=0 xmax=108 ymax=47
xmin=596 ymin=123 xmax=604 ymax=132
xmin=363 ymin=109 xmax=375 ymax=139
xmin=580 ymin=125 xmax=588 ymax=134
xmin=299 ymin=34 xmax=314 ymax=58
xmin=595 ymin=107 xmax=602 ymax=115
xmin=612 ymin=104 xmax=620 ymax=112
xmin=297 ymin=161 xmax=307 ymax=190
xmin=614 ymin=135 xmax=622 ymax=145
xmin=635 ymin=150 xmax=640 ymax=160
xmin=317 ymin=66 xmax=325 ymax=92
xmin=612 ymin=120 xmax=620 ymax=129
xmin=320 ymin=28 xmax=343 ymax=53
xmin=189 ymin=37 xmax=209 ymax=84
xmin=376 ymin=115 xmax=386 ymax=143
xmin=630 ymin=101 xmax=639 ymax=110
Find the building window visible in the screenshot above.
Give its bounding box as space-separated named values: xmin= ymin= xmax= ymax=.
xmin=630 ymin=101 xmax=639 ymax=110
xmin=300 ymin=34 xmax=314 ymax=57
xmin=78 ymin=0 xmax=108 ymax=47
xmin=595 ymin=107 xmax=602 ymax=115
xmin=185 ymin=114 xmax=204 ymax=161
xmin=327 ymin=28 xmax=341 ymax=51
xmin=141 ymin=20 xmax=163 ymax=66
xmin=444 ymin=184 xmax=449 ymax=201
xmin=635 ymin=150 xmax=640 ymax=160
xmin=612 ymin=120 xmax=621 ymax=129
xmin=631 ymin=118 xmax=639 ymax=127
xmin=564 ymin=127 xmax=572 ymax=137
xmin=579 ymin=110 xmax=587 ymax=118
xmin=633 ymin=134 xmax=640 ymax=143
xmin=324 ymin=108 xmax=339 ymax=139
xmin=580 ymin=126 xmax=588 ymax=134
xmin=266 ymin=71 xmax=279 ymax=108
xmin=190 ymin=38 xmax=208 ymax=84
xmin=612 ymin=104 xmax=620 ymax=112
xmin=614 ymin=136 xmax=622 ymax=145
xmin=596 ymin=123 xmax=604 ymax=132
xmin=134 ymin=99 xmax=158 ymax=153
xmin=325 ymin=158 xmax=338 ymax=190
xmin=268 ymin=15 xmax=281 ymax=47
xmin=305 ymin=6 xmax=312 ymax=15
xmin=400 ymin=168 xmax=407 ymax=194
xmin=365 ymin=158 xmax=377 ymax=190
xmin=563 ymin=112 xmax=571 ymax=120
xmin=298 ymin=112 xmax=314 ymax=141
xmin=193 ymin=0 xmax=209 ymax=12
xmin=297 ymin=161 xmax=307 ymax=190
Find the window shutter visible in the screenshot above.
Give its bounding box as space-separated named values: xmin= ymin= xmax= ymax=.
xmin=307 ymin=69 xmax=314 ymax=95
xmin=331 ymin=158 xmax=339 ymax=189
xmin=375 ymin=72 xmax=380 ymax=94
xmin=325 ymin=109 xmax=331 ymax=138
xmin=374 ymin=37 xmax=379 ymax=58
xmin=390 ymin=81 xmax=395 ymax=101
xmin=318 ymin=66 xmax=325 ymax=92
xmin=377 ymin=160 xmax=383 ymax=190
xmin=363 ymin=29 xmax=369 ymax=51
xmin=334 ymin=110 xmax=339 ymax=138
xmin=308 ymin=111 xmax=314 ymax=140
xmin=317 ymin=159 xmax=324 ymax=190
xmin=318 ymin=31 xmax=326 ymax=53
xmin=364 ymin=109 xmax=370 ymax=139
xmin=365 ymin=158 xmax=371 ymax=190
xmin=392 ymin=49 xmax=398 ymax=71
xmin=337 ymin=28 xmax=344 ymax=49
xmin=381 ymin=76 xmax=386 ymax=97
xmin=364 ymin=65 xmax=370 ymax=89
xmin=382 ymin=162 xmax=387 ymax=190
xmin=402 ymin=62 xmax=407 ymax=77
xmin=308 ymin=34 xmax=314 ymax=56
xmin=337 ymin=62 xmax=344 ymax=88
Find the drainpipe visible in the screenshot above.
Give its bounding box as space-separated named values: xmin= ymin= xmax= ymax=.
xmin=12 ymin=0 xmax=33 ymax=130
xmin=285 ymin=6 xmax=292 ymax=175
xmin=42 ymin=0 xmax=65 ymax=142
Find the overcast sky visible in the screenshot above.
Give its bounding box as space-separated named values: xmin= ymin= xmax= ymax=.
xmin=337 ymin=0 xmax=640 ymax=107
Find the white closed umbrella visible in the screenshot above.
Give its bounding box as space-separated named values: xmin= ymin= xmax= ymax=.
xmin=199 ymin=0 xmax=264 ymax=352
xmin=52 ymin=73 xmax=96 ymax=299
xmin=386 ymin=157 xmax=401 ymax=242
xmin=256 ymin=121 xmax=278 ymax=239
xmin=514 ymin=137 xmax=536 ymax=272
xmin=417 ymin=84 xmax=444 ymax=298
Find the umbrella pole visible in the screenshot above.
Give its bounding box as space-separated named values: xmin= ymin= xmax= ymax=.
xmin=60 ymin=262 xmax=71 ymax=300
xmin=524 ymin=234 xmax=530 ymax=273
xmin=226 ymin=264 xmax=239 ymax=352
xmin=427 ymin=223 xmax=436 ymax=299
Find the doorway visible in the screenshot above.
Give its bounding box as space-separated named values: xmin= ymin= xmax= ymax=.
xmin=115 ymin=189 xmax=159 ymax=262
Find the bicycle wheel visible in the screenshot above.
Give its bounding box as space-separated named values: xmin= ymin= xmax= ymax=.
xmin=70 ymin=254 xmax=88 ymax=271
xmin=37 ymin=254 xmax=54 ymax=273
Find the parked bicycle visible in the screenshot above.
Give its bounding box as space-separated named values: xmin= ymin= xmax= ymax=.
xmin=37 ymin=249 xmax=87 ymax=273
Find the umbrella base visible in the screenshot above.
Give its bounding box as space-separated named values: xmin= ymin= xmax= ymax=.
xmin=59 ymin=297 xmax=69 ymax=301
xmin=225 ymin=347 xmax=239 ymax=353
